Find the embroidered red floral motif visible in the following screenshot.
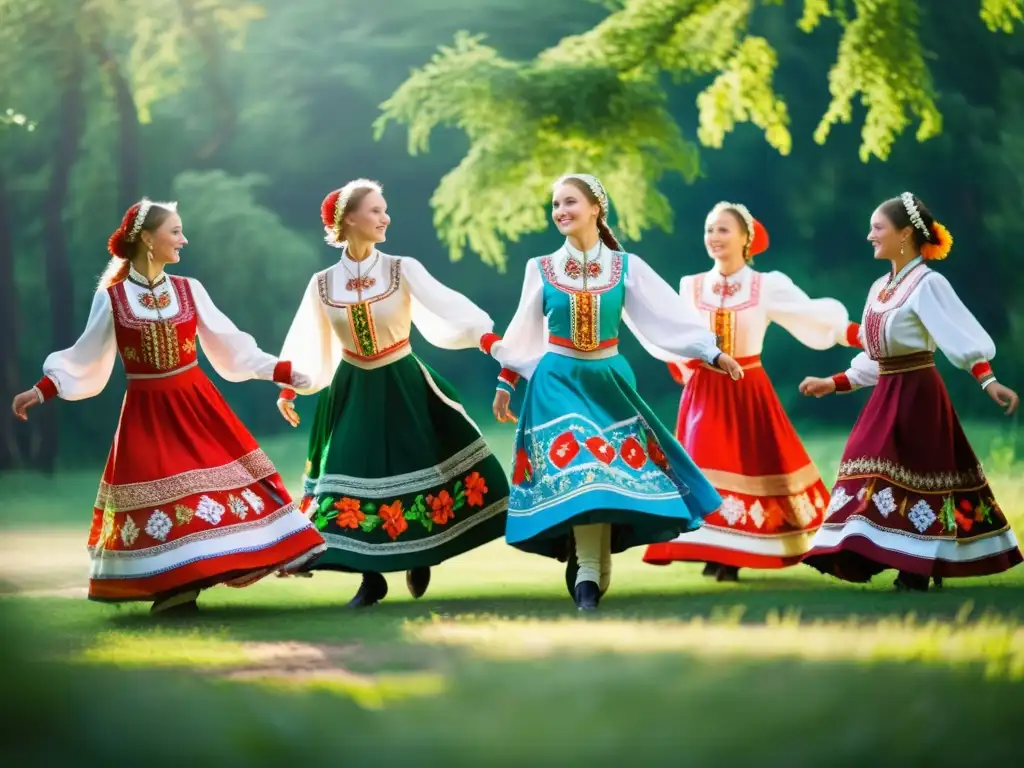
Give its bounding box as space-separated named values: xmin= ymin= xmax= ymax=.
xmin=427 ymin=490 xmax=456 ymax=525
xmin=712 ymin=281 xmax=740 ymax=298
xmin=333 ymin=497 xmax=365 ymax=529
xmin=379 ymin=500 xmax=407 ymax=540
xmin=954 ymin=509 xmax=974 ymax=532
xmin=138 ymin=291 xmax=172 ymax=311
xmin=512 ymin=449 xmax=533 ymax=485
xmin=619 ymin=436 xmax=647 ymax=470
xmin=563 ymin=256 xmax=602 ymax=280
xmin=299 ymin=495 xmax=314 ymax=515
xmin=465 ymin=471 xmax=488 ymax=507
xmin=645 ymin=434 xmax=669 ymax=471
xmin=345 ymin=276 xmax=376 ymax=292
xmin=549 ymin=432 xmax=581 ymax=469
xmin=585 ymin=436 xmax=615 ymax=465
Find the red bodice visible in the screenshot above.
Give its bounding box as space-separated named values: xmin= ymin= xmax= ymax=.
xmin=108 ymin=276 xmax=199 ymax=376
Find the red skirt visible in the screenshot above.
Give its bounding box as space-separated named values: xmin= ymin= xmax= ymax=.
xmin=803 ymin=352 xmax=1021 ymax=580
xmin=87 ymin=365 xmax=325 ymax=602
xmin=644 ymin=357 xmax=828 ymax=569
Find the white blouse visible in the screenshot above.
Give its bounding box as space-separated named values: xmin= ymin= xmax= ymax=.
xmin=842 ymin=262 xmax=996 ymax=389
xmin=683 ymin=265 xmax=854 ymax=356
xmin=491 ymin=241 xmax=720 ymax=379
xmin=278 ymin=250 xmax=495 ymax=395
xmin=40 ymin=265 xmax=285 ymax=400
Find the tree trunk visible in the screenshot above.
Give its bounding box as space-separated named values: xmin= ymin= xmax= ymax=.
xmin=35 ymin=47 xmax=87 ymax=473
xmin=0 ymin=168 xmax=29 ymax=470
xmin=91 ymin=41 xmax=139 ymax=209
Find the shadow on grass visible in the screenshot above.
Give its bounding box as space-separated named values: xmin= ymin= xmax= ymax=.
xmin=3 ymin=613 xmax=1023 ymax=767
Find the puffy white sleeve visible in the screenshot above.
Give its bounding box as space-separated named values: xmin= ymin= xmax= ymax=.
xmin=490 ymin=258 xmax=547 ymax=380
xmin=278 ymin=274 xmax=344 ymax=396
xmin=842 ymin=352 xmax=880 ymax=390
xmin=39 ymin=288 xmax=117 ymax=401
xmin=188 ymin=278 xmax=281 ymax=383
xmin=913 ymin=272 xmax=998 ymax=385
xmin=402 ymin=257 xmax=495 ymax=349
xmin=622 ymin=254 xmax=720 ymax=363
xmin=763 ymin=271 xmax=858 ymax=349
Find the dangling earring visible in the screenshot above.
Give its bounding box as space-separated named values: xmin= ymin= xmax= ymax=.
xmin=899 ymin=240 xmax=905 ymax=257
xmin=147 ymin=247 xmax=154 ymax=262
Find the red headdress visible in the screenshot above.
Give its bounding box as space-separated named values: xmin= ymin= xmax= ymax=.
xmin=321 ymin=179 xmax=383 ymax=248
xmin=709 ymin=201 xmax=769 ymax=260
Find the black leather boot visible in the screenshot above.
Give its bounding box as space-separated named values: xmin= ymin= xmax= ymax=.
xmin=716 ymin=565 xmax=740 ymax=582
xmin=894 ymin=571 xmax=929 ymax=592
xmin=347 ymin=571 xmax=388 ymax=607
xmin=406 ymin=566 xmax=431 ymax=599
xmin=574 ymin=580 xmax=600 ymax=611
xmin=564 ymin=549 xmax=579 ymax=599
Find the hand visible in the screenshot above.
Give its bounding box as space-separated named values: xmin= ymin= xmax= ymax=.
xmin=986 ymin=382 xmax=1020 ymax=415
xmin=277 ymin=398 xmax=300 ymax=427
xmin=11 ymin=389 xmax=41 ymax=421
xmin=716 ymin=353 xmax=744 ymax=381
xmin=290 ymin=371 xmax=311 ymax=390
xmin=493 ymin=389 xmax=517 ymax=423
xmin=799 ymin=376 xmax=836 ymax=398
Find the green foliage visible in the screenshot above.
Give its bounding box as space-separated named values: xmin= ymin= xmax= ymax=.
xmin=376 ymin=32 xmax=700 ymax=270
xmin=380 ymin=0 xmax=1024 ymax=264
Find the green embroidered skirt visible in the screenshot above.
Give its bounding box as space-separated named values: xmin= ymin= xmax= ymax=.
xmin=298 ymin=353 xmax=509 ymax=573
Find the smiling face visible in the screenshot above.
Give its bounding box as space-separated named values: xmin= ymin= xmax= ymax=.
xmin=344 ymin=190 xmax=390 ymax=244
xmin=140 ymin=209 xmax=187 ymax=266
xmin=868 ymin=206 xmax=912 ymax=261
xmin=704 ymin=209 xmax=747 ymax=264
xmin=552 ymin=180 xmax=601 ymax=239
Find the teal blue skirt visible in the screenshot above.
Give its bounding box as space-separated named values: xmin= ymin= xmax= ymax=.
xmin=506 ymin=351 xmax=722 ymax=559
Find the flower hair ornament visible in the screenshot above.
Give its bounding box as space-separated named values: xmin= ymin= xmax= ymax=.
xmin=708 ymin=201 xmax=769 ymax=260
xmin=107 ymin=198 xmax=177 ymax=258
xmin=321 ymin=179 xmax=383 ymax=248
xmin=557 ymin=173 xmax=610 ymax=219
xmin=900 ymin=191 xmax=953 ymax=260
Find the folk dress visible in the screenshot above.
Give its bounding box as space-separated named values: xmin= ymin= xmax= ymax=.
xmin=34 ymin=265 xmax=326 ymax=603
xmin=802 ymin=257 xmax=1021 ymax=580
xmin=643 ymin=265 xmax=861 ymax=569
xmin=488 ymin=241 xmax=725 ymax=559
xmin=280 ymin=249 xmax=509 ymax=573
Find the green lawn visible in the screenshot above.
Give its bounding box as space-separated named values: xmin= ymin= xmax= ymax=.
xmin=2 ymin=423 xmax=1023 ymax=765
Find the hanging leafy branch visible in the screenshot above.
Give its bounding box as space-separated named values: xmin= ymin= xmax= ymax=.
xmin=377 ymin=0 xmax=1024 ymax=268
xmin=375 ymin=32 xmax=699 ymax=270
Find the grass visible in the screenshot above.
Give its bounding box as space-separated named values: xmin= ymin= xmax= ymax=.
xmin=2 ymin=422 xmax=1024 ymax=765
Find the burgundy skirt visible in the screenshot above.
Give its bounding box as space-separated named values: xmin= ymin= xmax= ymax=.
xmin=803 ymin=351 xmax=1021 ymax=581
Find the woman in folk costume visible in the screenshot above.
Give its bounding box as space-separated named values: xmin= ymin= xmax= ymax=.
xmin=798 ymin=193 xmax=1021 ymax=591
xmin=9 ymin=199 xmax=325 ymax=614
xmin=642 ymin=202 xmax=862 ymax=582
xmin=487 ymin=174 xmax=745 ymax=611
xmin=275 ymin=179 xmax=509 ymax=608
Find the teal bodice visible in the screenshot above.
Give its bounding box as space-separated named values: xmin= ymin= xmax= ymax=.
xmin=537 ymin=249 xmax=628 ymax=351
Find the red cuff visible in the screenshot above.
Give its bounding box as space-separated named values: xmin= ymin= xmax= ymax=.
xmin=846 ymin=322 xmax=862 ymax=348
xmin=667 ymin=362 xmax=685 ymax=386
xmin=498 ymin=368 xmax=521 ymax=388
xmin=831 ymin=373 xmax=852 ymax=393
xmin=480 ymin=333 xmax=500 ymax=355
xmin=34 ymin=376 xmax=58 ymax=402
xmin=970 ymin=361 xmax=994 ymax=384
xmin=278 ymin=388 xmax=296 ymax=402
xmin=273 ymin=360 xmax=293 ymax=385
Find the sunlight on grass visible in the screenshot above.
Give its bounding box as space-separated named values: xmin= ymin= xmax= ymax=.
xmin=77 ymin=629 xmax=251 ymax=668
xmin=407 ymin=602 xmax=1024 ymax=680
